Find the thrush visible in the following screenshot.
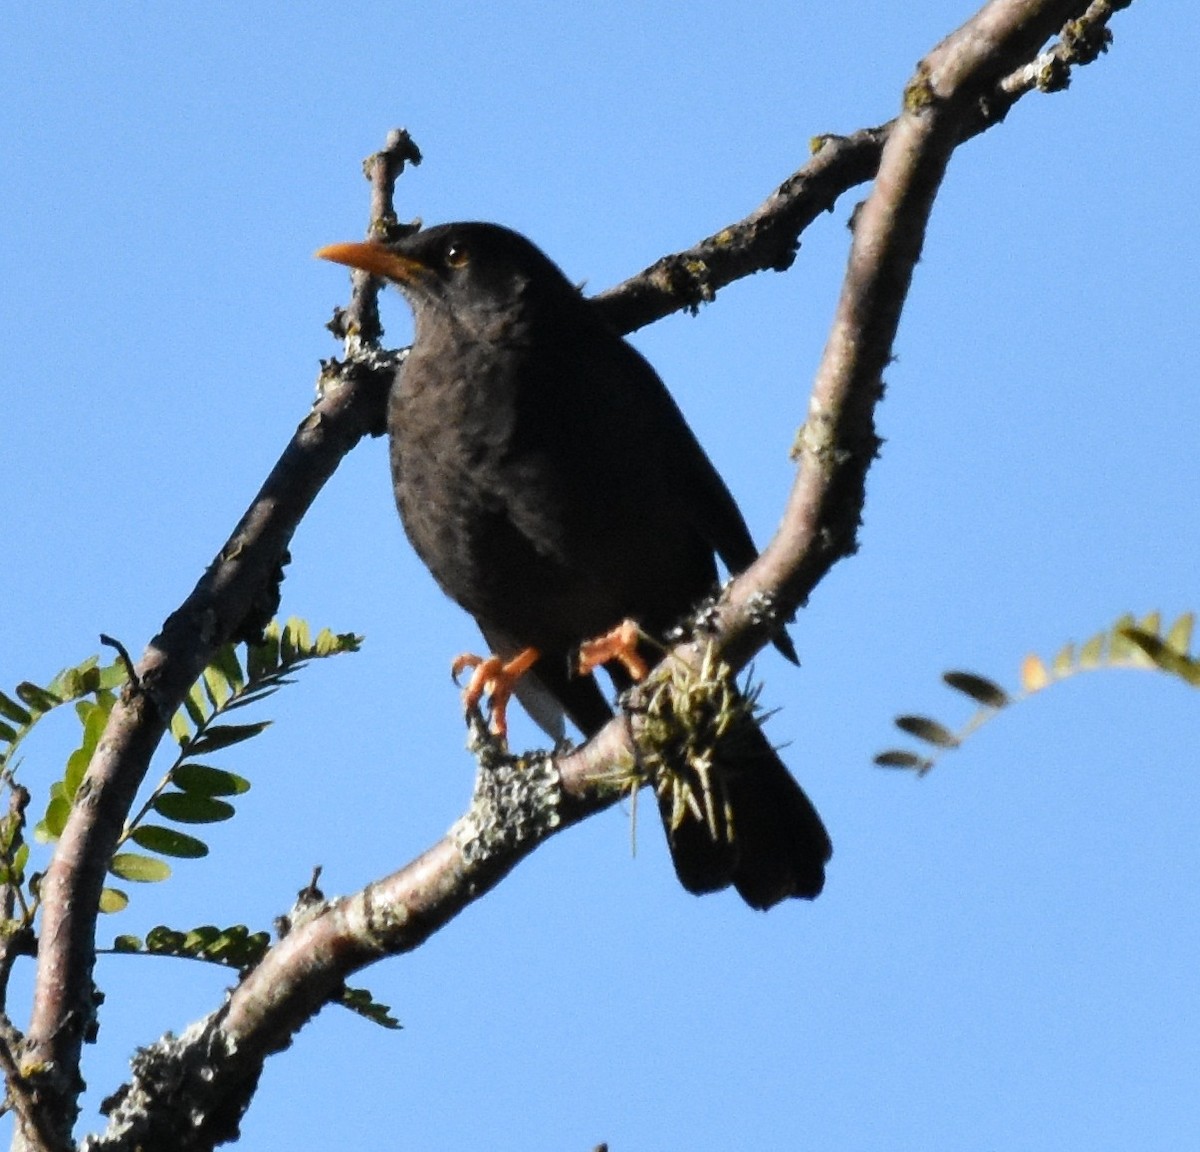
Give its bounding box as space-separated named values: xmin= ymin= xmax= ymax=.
xmin=318 ymin=222 xmax=831 ymax=908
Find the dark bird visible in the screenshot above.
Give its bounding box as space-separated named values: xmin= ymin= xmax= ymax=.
xmin=317 ymin=222 xmax=831 ymax=908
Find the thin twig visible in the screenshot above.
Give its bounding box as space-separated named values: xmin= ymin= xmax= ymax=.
xmin=99 ymin=634 xmax=140 ymax=692
xmin=328 ymin=128 xmax=423 ymax=349
xmin=594 ymin=0 xmax=1130 ymax=337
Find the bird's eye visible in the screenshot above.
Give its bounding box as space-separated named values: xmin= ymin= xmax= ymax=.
xmin=445 ymin=243 xmax=470 ymax=269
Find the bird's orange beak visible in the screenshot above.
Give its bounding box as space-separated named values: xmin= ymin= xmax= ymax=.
xmin=315 ymin=241 xmax=429 ymax=285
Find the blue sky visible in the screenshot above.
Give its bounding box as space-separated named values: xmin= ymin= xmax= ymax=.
xmin=3 ymin=4 xmax=1198 ymax=1149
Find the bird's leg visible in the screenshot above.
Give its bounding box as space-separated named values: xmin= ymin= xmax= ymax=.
xmin=575 ymin=618 xmax=650 ymax=682
xmin=451 ymin=647 xmax=540 ymax=740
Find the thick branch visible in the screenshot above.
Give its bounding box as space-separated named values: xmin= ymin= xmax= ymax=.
xmin=18 ymin=366 xmax=393 ymax=1144
xmin=711 ymin=0 xmax=1112 ymax=665
xmin=82 ymin=724 xmax=631 ymax=1150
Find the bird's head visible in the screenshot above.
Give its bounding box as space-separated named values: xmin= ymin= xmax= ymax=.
xmin=317 ymin=222 xmax=579 ymax=337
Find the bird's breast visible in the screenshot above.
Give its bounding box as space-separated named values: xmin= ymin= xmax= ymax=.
xmin=385 ymin=330 xmax=717 ymax=649
xmin=387 ymin=359 xmax=571 ymax=621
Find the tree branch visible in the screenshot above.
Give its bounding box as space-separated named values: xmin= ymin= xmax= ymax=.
xmin=0 ymin=1013 xmax=59 ymax=1152
xmin=593 ymin=0 xmax=1130 ymax=336
xmin=18 ymin=340 xmax=397 ymax=1151
xmin=18 ymin=124 xmax=424 ymax=1152
xmin=21 ymin=1 xmax=1130 ymax=1146
xmin=703 ymin=0 xmax=1124 ymax=667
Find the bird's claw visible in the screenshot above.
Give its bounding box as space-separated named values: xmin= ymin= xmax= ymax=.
xmin=575 ymin=618 xmax=650 ymax=682
xmin=451 ymin=648 xmax=540 ymax=740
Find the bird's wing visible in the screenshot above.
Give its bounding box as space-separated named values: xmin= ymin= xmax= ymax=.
xmin=593 ymin=329 xmax=799 ymax=661
xmin=593 ymin=328 xmax=762 ymax=571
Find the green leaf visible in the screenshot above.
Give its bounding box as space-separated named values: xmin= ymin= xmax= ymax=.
xmin=186 ymin=721 xmax=270 ymax=756
xmin=83 ymin=698 xmax=112 ymax=742
xmin=340 ymin=985 xmax=401 ymax=1030
xmin=1078 ymin=633 xmax=1105 ymax=668
xmin=146 ymin=926 xmax=187 ymax=953
xmin=171 ymin=763 xmax=251 ymax=797
xmin=1051 ymin=642 xmax=1074 ymax=679
xmin=0 ymin=720 xmax=17 ymax=745
xmin=1109 ymin=614 xmax=1137 ymax=662
xmin=281 ymin=617 xmax=311 ymax=664
xmin=1121 ymin=629 xmax=1200 ymax=688
xmin=109 ymin=853 xmax=172 ymax=883
xmin=233 ymin=930 xmax=270 ymax=963
xmin=64 ymin=698 xmax=113 ymax=799
xmin=108 ymin=922 xmax=271 ymax=968
xmin=1166 ymin=612 xmax=1195 ymax=656
xmin=247 ymin=625 xmax=281 ymax=682
xmin=315 ymin=628 xmax=362 ymax=657
xmin=64 ymin=747 xmax=91 ymax=801
xmin=36 ymin=794 xmax=72 ymax=842
xmin=51 ymin=655 xmax=102 ymax=697
xmin=208 ymin=916 xmax=248 ymax=945
xmin=874 ymin=750 xmax=932 ymax=772
xmin=194 ymin=929 xmax=231 ymax=958
xmin=212 ymin=644 xmax=246 ymax=693
xmin=0 ymin=843 xmax=31 ymax=884
xmin=97 ymin=662 xmax=129 ymax=691
xmin=201 ymin=926 xmax=270 ymax=967
xmin=942 ymin=671 xmax=1009 ymax=709
xmin=99 ymin=887 xmax=130 ymax=913
xmin=15 ymin=682 xmax=61 ymax=714
xmin=182 ymin=925 xmax=222 ymax=953
xmin=130 ymin=825 xmax=209 ymax=859
xmin=1123 ymin=629 xmax=1157 ymax=669
xmin=183 ymin=681 xmax=209 ymax=729
xmin=0 ymin=692 xmax=32 ymax=725
xmin=10 ymin=843 xmax=29 ymax=876
xmin=153 ymin=793 xmax=236 ymax=824
xmin=202 ymin=663 xmax=233 ymax=711
xmin=169 ymin=709 xmax=192 ymax=746
xmin=894 ymin=715 xmax=960 ymax=749
xmin=57 ymin=666 xmax=95 ymax=699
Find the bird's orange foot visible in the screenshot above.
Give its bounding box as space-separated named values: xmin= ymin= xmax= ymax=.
xmin=451 ymin=647 xmax=540 ymax=740
xmin=575 ymin=619 xmax=650 ymax=682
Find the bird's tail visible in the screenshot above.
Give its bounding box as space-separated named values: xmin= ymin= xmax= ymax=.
xmin=655 ymin=717 xmax=830 ymax=909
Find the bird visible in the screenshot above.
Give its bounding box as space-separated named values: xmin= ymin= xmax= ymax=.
xmin=317 ymin=222 xmax=831 ymax=909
